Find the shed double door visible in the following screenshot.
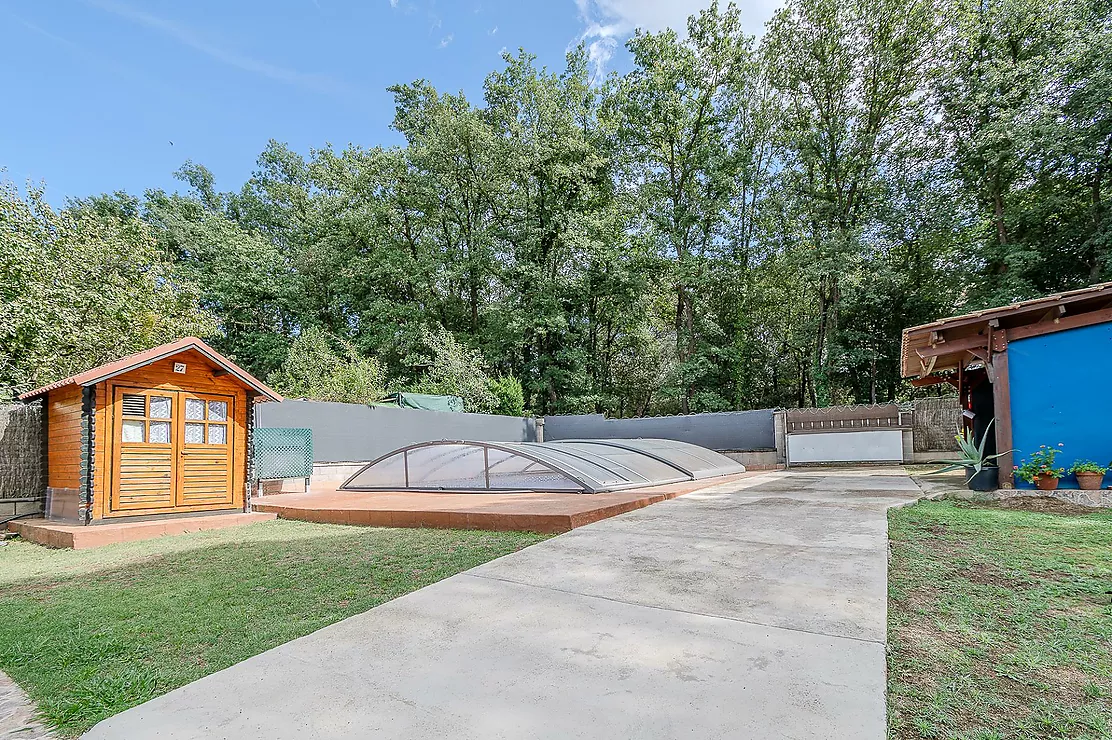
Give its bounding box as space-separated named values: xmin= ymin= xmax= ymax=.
xmin=111 ymin=388 xmax=235 ymax=514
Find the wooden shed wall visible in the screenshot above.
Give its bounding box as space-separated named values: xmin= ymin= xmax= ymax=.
xmin=47 ymin=384 xmax=84 ymax=491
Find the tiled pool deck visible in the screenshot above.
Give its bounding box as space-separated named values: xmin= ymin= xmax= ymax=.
xmin=252 ymin=471 xmax=761 ymax=533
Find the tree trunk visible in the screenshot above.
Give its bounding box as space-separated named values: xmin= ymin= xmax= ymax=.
xmin=992 ymin=182 xmax=1010 ymax=248
xmin=869 ymin=354 xmax=877 ymax=404
xmin=676 ymin=286 xmax=690 ymax=414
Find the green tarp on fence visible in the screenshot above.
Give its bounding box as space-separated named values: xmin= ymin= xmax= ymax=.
xmin=377 ymin=392 xmax=465 ymax=413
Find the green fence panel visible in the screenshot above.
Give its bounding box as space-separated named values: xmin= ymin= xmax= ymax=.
xmin=254 ymin=427 xmax=313 ymax=480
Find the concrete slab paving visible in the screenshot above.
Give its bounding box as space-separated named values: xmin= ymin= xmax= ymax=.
xmin=473 ymin=528 xmax=889 ymax=640
xmin=83 ymin=467 xmax=920 ymax=740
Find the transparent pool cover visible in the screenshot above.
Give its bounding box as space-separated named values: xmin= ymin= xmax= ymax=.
xmin=340 ymin=438 xmax=746 ymax=493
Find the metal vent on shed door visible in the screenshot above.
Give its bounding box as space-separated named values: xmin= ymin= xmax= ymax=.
xmin=122 ymin=394 xmax=146 ymax=416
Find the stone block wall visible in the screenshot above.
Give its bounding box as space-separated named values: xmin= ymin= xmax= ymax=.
xmin=0 ymin=403 xmax=45 ymax=517
xmin=999 ymin=488 xmax=1112 ymax=508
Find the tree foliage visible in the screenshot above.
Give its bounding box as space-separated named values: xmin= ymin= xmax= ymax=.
xmin=4 ymin=0 xmax=1110 ymax=413
xmin=0 ymin=181 xmax=215 ymax=400
xmin=267 ymin=327 xmax=387 ymax=405
xmin=407 ymin=328 xmax=498 ymax=414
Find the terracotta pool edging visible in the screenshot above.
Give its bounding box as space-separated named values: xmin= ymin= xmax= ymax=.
xmin=252 ymin=472 xmax=759 ymax=533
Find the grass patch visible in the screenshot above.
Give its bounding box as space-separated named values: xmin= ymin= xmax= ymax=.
xmin=887 ymin=500 xmax=1112 ymax=739
xmin=0 ymin=520 xmax=546 ymax=736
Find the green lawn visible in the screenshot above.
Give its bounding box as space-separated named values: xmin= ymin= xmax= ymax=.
xmin=0 ymin=520 xmax=546 ymax=737
xmin=888 ymin=500 xmax=1112 ymax=739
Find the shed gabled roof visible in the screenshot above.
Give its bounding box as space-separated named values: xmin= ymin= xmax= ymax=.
xmin=901 ymin=282 xmax=1112 ymax=379
xmin=18 ymin=337 xmax=283 ymax=402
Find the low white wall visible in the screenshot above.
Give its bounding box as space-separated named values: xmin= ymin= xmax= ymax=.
xmin=787 ymin=430 xmax=905 ymax=464
xmin=311 ymin=462 xmax=370 ymax=485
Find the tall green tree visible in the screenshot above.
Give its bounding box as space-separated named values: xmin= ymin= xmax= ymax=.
xmin=614 ymin=2 xmax=759 ymax=412
xmin=763 ymin=0 xmax=936 ymax=404
xmin=0 ymin=180 xmax=214 ymax=398
xmin=936 ymin=0 xmax=1112 ymax=304
xmin=267 ymin=327 xmax=387 ymax=404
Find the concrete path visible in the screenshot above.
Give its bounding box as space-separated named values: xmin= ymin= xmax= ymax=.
xmin=84 ymin=468 xmax=921 ymax=740
xmin=0 ymin=670 xmax=56 ymax=740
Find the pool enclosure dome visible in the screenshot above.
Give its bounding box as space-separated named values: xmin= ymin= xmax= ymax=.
xmin=340 ymin=438 xmax=746 ymax=494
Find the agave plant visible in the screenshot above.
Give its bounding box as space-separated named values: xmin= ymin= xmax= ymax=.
xmin=926 ymin=419 xmax=1012 ymax=481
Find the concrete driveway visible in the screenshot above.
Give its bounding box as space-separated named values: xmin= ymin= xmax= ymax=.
xmin=84 ymin=468 xmax=922 ymax=740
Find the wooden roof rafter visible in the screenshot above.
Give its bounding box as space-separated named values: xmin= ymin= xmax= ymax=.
xmin=901 ymin=282 xmax=1112 ymax=379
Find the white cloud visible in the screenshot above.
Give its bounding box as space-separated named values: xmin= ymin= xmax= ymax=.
xmin=86 ymin=0 xmax=356 ymax=97
xmin=574 ymin=0 xmax=782 ymax=75
xmin=389 ymin=0 xmax=398 ymax=7
xmin=439 ymin=33 xmax=454 ymax=48
xmin=586 ymin=37 xmax=616 ymax=73
xmin=488 ymin=25 xmax=498 ymax=35
xmin=576 ymin=0 xmax=708 ymax=38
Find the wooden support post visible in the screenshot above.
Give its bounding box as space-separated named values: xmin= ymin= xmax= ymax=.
xmin=957 ymin=362 xmax=970 ymax=437
xmin=992 ymin=349 xmax=1014 ymax=489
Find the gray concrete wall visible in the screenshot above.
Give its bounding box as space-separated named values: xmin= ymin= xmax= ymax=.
xmin=722 ymin=451 xmax=781 ymax=470
xmin=255 ymin=399 xmax=537 ymax=464
xmin=543 ymin=409 xmax=776 ymax=452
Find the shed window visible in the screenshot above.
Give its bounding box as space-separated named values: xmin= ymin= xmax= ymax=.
xmin=185 ymin=423 xmax=205 ymax=444
xmin=149 ymin=421 xmax=171 ymax=444
xmin=207 ymin=401 xmax=227 ymax=421
xmin=185 ymin=398 xmax=205 ymax=420
xmin=207 ymin=425 xmax=227 ymax=445
xmin=149 ymin=396 xmax=172 ymax=419
xmin=121 ymin=420 xmax=145 ymax=443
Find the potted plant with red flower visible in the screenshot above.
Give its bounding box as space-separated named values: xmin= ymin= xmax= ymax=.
xmin=1014 ymin=444 xmax=1066 ymax=490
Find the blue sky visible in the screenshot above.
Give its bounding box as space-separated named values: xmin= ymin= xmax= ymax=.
xmin=1 ymin=0 xmax=779 ymax=204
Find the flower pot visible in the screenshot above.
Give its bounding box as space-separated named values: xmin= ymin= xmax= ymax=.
xmin=965 ymin=466 xmax=998 ymax=492
xmin=1075 ymin=471 xmax=1105 ymax=490
xmin=1035 ymin=474 xmax=1060 ymax=491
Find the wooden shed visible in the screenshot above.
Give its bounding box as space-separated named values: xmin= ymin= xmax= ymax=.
xmin=901 ymin=282 xmax=1112 ymax=492
xmin=19 ymin=338 xmax=282 ymax=524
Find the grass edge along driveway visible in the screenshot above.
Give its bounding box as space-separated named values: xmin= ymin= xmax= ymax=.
xmin=0 ymin=519 xmax=547 ymax=737
xmin=887 ymin=500 xmax=1112 ymax=739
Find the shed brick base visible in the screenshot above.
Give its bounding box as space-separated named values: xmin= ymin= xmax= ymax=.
xmin=9 ymin=512 xmax=276 ymax=549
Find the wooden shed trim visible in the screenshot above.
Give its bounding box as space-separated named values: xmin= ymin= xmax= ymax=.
xmin=19 ymin=337 xmax=283 ymax=402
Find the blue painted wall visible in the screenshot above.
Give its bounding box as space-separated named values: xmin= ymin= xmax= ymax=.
xmin=1008 ymin=322 xmax=1112 ymax=488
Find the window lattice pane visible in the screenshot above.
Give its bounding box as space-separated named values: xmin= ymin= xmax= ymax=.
xmin=185 ymin=398 xmax=205 ymax=420
xmin=149 ymin=396 xmax=172 ymax=419
xmin=185 ymin=423 xmax=205 ymax=444
xmin=121 ymin=420 xmax=145 ymax=443
xmin=207 ymin=401 xmax=227 ymax=422
xmin=207 ymin=424 xmax=227 ymax=445
xmin=149 ymin=421 xmax=171 ymax=444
